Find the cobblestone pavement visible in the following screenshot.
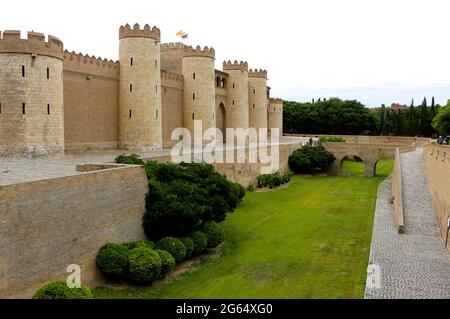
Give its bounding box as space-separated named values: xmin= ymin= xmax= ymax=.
xmin=365 ymin=149 xmax=450 ymax=299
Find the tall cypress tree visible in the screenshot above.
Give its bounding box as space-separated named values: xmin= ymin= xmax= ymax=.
xmin=409 ymin=98 xmax=416 ymax=136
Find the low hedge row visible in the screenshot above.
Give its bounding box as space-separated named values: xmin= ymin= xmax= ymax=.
xmin=256 ymin=171 xmax=294 ymax=189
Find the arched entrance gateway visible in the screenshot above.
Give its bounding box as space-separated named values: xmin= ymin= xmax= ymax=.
xmin=216 ymin=102 xmax=227 ymax=142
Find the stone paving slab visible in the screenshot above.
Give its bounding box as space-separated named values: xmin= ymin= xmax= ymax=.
xmin=365 ymin=149 xmax=450 ymax=299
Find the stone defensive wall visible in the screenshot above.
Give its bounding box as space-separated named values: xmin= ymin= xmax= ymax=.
xmin=63 ymin=50 xmax=119 ymax=79
xmin=423 ymin=144 xmax=450 ymax=251
xmin=63 ymin=50 xmax=120 ymax=152
xmin=0 ymin=165 xmax=148 ymax=298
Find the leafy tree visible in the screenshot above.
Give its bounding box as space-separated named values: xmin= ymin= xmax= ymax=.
xmin=432 ymin=101 xmax=450 ymax=135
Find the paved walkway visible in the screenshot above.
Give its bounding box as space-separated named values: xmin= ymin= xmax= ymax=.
xmin=365 ymin=149 xmax=450 ymax=299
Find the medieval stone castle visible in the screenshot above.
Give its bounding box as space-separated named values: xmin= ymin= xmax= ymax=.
xmin=0 ymin=23 xmax=283 ymax=156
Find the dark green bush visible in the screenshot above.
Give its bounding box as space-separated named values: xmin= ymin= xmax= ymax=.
xmin=199 ymin=222 xmax=225 ymax=248
xmin=32 ymin=280 xmax=93 ymax=299
xmin=144 ymin=162 xmax=243 ymax=240
xmin=256 ymin=171 xmax=294 ymax=189
xmin=179 ymin=237 xmax=194 ymax=259
xmin=288 ymin=152 xmax=311 ymax=174
xmin=156 ymin=250 xmax=176 ymax=277
xmin=115 ymin=154 xmax=145 ymax=165
xmin=156 ymin=237 xmax=187 ymax=262
xmin=96 ymin=243 xmax=130 ymax=278
xmin=128 ymin=247 xmax=162 ymax=283
xmin=289 ymin=145 xmax=335 ymax=174
xmin=123 ymin=240 xmax=156 ymax=251
xmin=190 ymin=231 xmax=208 ymax=256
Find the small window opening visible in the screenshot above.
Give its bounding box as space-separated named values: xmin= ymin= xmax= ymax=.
xmin=47 ymin=68 xmax=50 ymax=79
xmin=192 ymin=113 xmax=195 ymax=120
xmin=47 ymin=104 xmax=50 ymax=115
xmin=22 ymin=65 xmax=25 ymax=77
xmin=193 ymin=73 xmax=196 ymax=80
xmin=193 ymin=93 xmax=196 ymax=100
xmin=22 ymin=103 xmax=26 ymax=115
xmin=130 ymin=84 xmax=133 ymax=92
xmin=129 ymin=109 xmax=132 ymax=118
xmin=130 ymin=57 xmax=133 ymax=66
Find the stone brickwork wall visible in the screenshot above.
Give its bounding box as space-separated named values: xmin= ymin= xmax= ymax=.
xmin=161 ymin=70 xmax=183 ymax=148
xmin=0 ymin=165 xmax=148 ymax=299
xmin=63 ymin=52 xmax=120 ymax=151
xmin=423 ymin=145 xmax=450 ymax=251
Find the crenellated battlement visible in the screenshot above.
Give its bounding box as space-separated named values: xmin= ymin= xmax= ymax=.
xmin=269 ymin=98 xmax=283 ymax=105
xmin=119 ymin=23 xmax=160 ymax=41
xmin=161 ymin=42 xmax=185 ymax=50
xmin=182 ymin=45 xmax=215 ymax=59
xmin=63 ymin=50 xmax=119 ymax=78
xmin=223 ymin=60 xmax=248 ymax=71
xmin=0 ymin=30 xmax=64 ymax=60
xmin=249 ymin=68 xmax=267 ymax=78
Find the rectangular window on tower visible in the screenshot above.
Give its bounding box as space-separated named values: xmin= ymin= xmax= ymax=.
xmin=193 ymin=73 xmax=196 ymax=80
xmin=130 ymin=84 xmax=133 ymax=92
xmin=156 ymin=110 xmax=158 ymax=119
xmin=193 ymin=93 xmax=196 ymax=100
xmin=130 ymin=57 xmax=133 ymax=66
xmin=155 ymin=60 xmax=158 ymax=68
xmin=22 ymin=65 xmax=25 ymax=77
xmin=22 ymin=103 xmax=26 ymax=115
xmin=192 ymin=113 xmax=195 ymax=120
xmin=47 ymin=104 xmax=50 ymax=115
xmin=47 ymin=68 xmax=50 ymax=79
xmin=0 ymin=103 xmax=2 ymax=114
xmin=129 ymin=109 xmax=132 ymax=118
xmin=156 ymin=85 xmax=158 ymax=93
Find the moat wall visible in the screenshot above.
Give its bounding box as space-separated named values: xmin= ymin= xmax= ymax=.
xmin=423 ymin=144 xmax=450 ymax=251
xmin=0 ymin=165 xmax=148 ymax=298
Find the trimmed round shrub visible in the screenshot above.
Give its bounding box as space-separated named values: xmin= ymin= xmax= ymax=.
xmin=179 ymin=237 xmax=194 ymax=259
xmin=123 ymin=240 xmax=156 ymax=251
xmin=199 ymin=222 xmax=225 ymax=248
xmin=156 ymin=237 xmax=187 ymax=263
xmin=96 ymin=243 xmax=130 ymax=277
xmin=156 ymin=250 xmax=176 ymax=277
xmin=128 ymin=247 xmax=162 ymax=283
xmin=32 ymin=280 xmax=93 ymax=299
xmin=190 ymin=231 xmax=208 ymax=256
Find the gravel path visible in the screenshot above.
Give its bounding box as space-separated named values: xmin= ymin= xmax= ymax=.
xmin=365 ymin=149 xmax=450 ymax=299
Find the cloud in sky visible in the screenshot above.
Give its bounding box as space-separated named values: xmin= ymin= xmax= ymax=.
xmin=2 ymin=0 xmax=450 ymax=106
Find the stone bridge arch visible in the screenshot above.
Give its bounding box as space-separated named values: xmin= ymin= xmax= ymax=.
xmin=323 ymin=143 xmax=397 ymax=177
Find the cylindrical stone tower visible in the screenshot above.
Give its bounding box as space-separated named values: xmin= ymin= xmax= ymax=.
xmin=182 ymin=45 xmax=216 ymax=139
xmin=223 ymin=60 xmax=249 ymax=130
xmin=268 ymin=98 xmax=283 ymax=136
xmin=0 ymin=30 xmax=65 ymax=156
xmin=248 ymin=68 xmax=268 ymax=131
xmin=119 ymin=23 xmax=162 ymax=150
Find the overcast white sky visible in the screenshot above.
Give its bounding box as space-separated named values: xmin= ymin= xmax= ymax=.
xmin=2 ymin=0 xmax=450 ymax=107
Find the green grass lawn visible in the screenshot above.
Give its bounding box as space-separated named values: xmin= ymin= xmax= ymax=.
xmin=94 ymin=158 xmax=393 ymax=299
